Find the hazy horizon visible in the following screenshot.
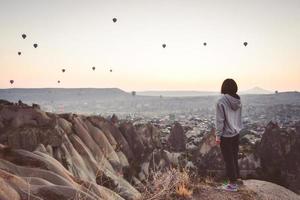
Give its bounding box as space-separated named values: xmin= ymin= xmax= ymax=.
xmin=1 ymin=0 xmax=299 ymax=91
xmin=0 ymin=86 xmax=297 ymax=94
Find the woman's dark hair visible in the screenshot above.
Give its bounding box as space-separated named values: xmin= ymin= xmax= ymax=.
xmin=221 ymin=79 xmax=240 ymax=99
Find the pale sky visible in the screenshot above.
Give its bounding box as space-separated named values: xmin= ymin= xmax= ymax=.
xmin=0 ymin=0 xmax=299 ymax=92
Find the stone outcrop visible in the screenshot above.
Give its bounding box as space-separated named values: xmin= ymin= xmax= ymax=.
xmin=194 ymin=128 xmax=261 ymax=179
xmin=0 ymin=100 xmax=299 ymax=199
xmin=193 ymin=121 xmax=300 ymax=194
xmin=193 ymin=179 xmax=300 ymax=200
xmin=243 ymin=179 xmax=300 ymax=200
xmin=0 ymin=101 xmax=166 ymax=200
xmin=167 ymin=122 xmax=186 ymax=152
xmin=259 ymin=121 xmax=300 ymax=194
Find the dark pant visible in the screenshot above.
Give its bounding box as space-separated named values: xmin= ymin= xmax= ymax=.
xmin=220 ymin=134 xmax=240 ymax=182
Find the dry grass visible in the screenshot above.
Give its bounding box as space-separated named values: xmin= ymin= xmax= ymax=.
xmin=176 ymin=183 xmax=193 ymax=198
xmin=199 ymin=175 xmax=218 ymax=186
xmin=140 ymin=168 xmax=193 ymax=200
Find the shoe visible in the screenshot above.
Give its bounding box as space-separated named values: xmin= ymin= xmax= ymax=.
xmin=218 ymin=183 xmax=238 ymax=192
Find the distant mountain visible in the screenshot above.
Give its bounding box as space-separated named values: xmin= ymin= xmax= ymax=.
xmin=240 ymin=87 xmax=273 ymax=95
xmin=0 ymin=88 xmax=130 ymax=103
xmin=0 ymin=87 xmax=276 ymax=103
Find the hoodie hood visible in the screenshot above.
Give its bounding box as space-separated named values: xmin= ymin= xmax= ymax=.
xmin=224 ymin=94 xmax=241 ymax=111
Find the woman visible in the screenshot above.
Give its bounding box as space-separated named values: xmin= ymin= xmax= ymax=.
xmin=215 ymin=78 xmax=242 ymax=192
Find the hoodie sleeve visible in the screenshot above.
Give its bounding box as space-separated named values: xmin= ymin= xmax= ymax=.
xmin=215 ymin=102 xmax=225 ymax=137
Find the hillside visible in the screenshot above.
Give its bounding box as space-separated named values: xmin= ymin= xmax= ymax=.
xmin=0 ymin=100 xmax=299 ymax=200
xmin=0 ymin=88 xmax=130 ymax=102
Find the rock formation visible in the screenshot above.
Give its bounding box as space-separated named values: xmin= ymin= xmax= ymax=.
xmin=0 ymin=100 xmax=299 ymax=199
xmin=259 ymin=121 xmax=300 ymax=194
xmin=193 ymin=179 xmax=300 ymax=200
xmin=0 ymin=101 xmax=148 ymax=200
xmin=195 ymin=128 xmax=261 ymax=179
xmin=167 ymin=122 xmax=186 ymax=152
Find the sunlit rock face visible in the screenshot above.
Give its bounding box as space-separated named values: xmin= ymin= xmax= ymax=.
xmin=88 ymin=116 xmax=134 ymax=163
xmin=0 ymin=101 xmax=144 ymax=200
xmin=243 ymin=179 xmax=300 ymax=200
xmin=259 ymin=121 xmax=300 ymax=194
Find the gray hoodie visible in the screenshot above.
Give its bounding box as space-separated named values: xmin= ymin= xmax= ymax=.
xmin=215 ymin=94 xmax=242 ymax=137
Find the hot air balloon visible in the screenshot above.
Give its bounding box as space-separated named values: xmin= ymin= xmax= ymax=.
xmin=203 ymin=42 xmax=207 ymax=46
xmin=112 ymin=18 xmax=117 ymax=23
xmin=18 ymin=52 xmax=21 ymax=56
xmin=33 ymin=43 xmax=38 ymax=48
xmin=57 ymin=80 xmax=60 ymax=84
xmin=92 ymin=66 xmax=96 ymax=71
xmin=22 ymin=34 xmax=26 ymax=39
xmin=243 ymin=42 xmax=248 ymax=47
xmin=162 ymin=44 xmax=166 ymax=48
xmin=10 ymin=80 xmax=14 ymax=84
xmin=110 ymin=69 xmax=113 ymax=72
xmin=62 ymin=69 xmax=66 ymax=73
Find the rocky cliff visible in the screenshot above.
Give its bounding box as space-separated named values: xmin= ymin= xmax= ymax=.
xmin=0 ymin=99 xmax=299 ymax=200
xmin=259 ymin=121 xmax=300 ymax=194
xmin=0 ymin=100 xmax=146 ymax=200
